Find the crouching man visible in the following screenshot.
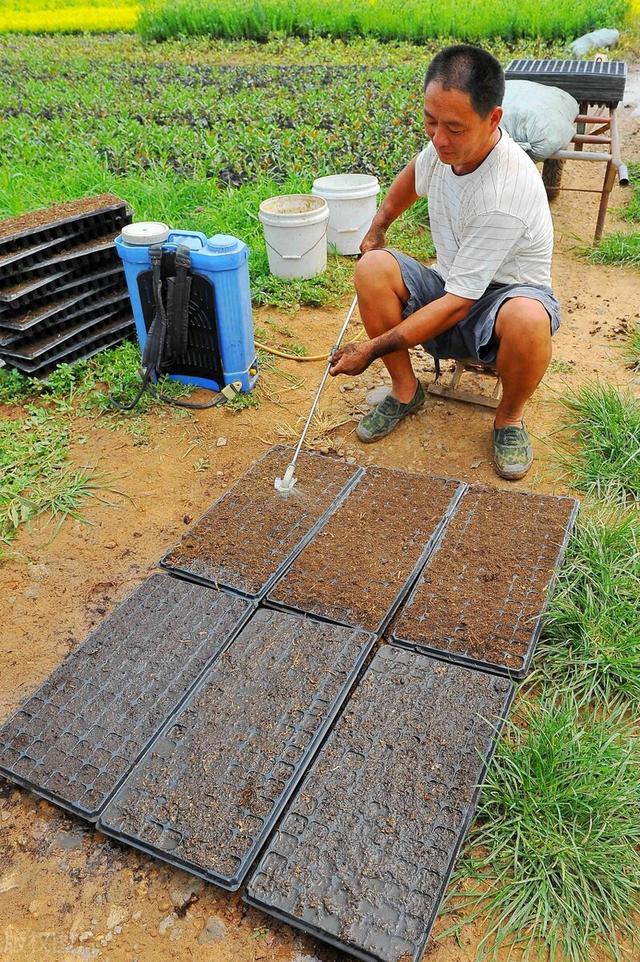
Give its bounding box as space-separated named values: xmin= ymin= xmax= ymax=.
xmin=329 ymin=43 xmax=559 ymax=480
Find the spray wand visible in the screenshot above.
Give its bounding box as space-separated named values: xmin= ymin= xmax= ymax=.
xmin=275 ymin=293 xmax=359 ymax=497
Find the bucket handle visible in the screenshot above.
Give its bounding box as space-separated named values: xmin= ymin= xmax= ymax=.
xmin=264 ymin=226 xmax=327 ymax=260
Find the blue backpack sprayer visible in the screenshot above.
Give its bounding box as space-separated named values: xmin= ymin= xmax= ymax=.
xmin=112 ymin=223 xmax=258 ymax=410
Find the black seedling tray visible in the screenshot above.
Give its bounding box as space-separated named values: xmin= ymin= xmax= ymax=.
xmin=99 ymin=609 xmax=377 ymax=890
xmin=266 ymin=470 xmax=465 ymax=636
xmin=1 ymin=293 xmax=130 ymax=361
xmin=161 ymin=445 xmax=363 ymax=600
xmin=13 ymin=315 xmax=134 ymax=375
xmin=391 ymin=487 xmax=580 ymax=679
xmin=4 ymin=233 xmax=119 ymax=287
xmin=0 ymin=574 xmax=252 ymax=821
xmin=245 ymin=645 xmax=514 ymax=962
xmin=505 ymin=58 xmax=627 ymax=106
xmin=6 ymin=311 xmax=131 ymax=372
xmin=0 ymin=276 xmax=125 ymax=333
xmin=0 ymin=195 xmax=130 ymax=261
xmin=0 ymin=226 xmax=85 ymax=284
xmin=0 ymin=261 xmax=122 ymax=314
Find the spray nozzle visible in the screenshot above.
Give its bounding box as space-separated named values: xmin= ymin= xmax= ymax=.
xmin=274 ymin=463 xmax=297 ymax=497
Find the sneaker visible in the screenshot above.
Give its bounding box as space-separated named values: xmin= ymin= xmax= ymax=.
xmin=356 ymin=380 xmax=426 ymax=443
xmin=492 ymin=422 xmax=533 ymax=480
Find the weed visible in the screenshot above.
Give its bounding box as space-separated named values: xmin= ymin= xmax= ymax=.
xmin=445 ymin=695 xmax=640 ymax=962
xmin=556 ymin=382 xmax=640 ymax=504
xmin=226 ymin=391 xmax=260 ymax=412
xmin=589 ymin=231 xmax=640 ymax=268
xmin=623 ymin=320 xmax=640 ymax=370
xmin=533 ymin=510 xmax=640 ymax=709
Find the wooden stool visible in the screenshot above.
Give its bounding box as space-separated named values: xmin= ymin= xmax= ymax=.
xmin=427 ymin=359 xmax=502 ymax=409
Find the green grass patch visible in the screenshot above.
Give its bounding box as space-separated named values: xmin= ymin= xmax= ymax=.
xmin=534 ymin=510 xmax=640 ymax=709
xmin=620 ymin=161 xmax=640 ymax=224
xmin=623 ymin=321 xmax=640 ymax=370
xmin=139 ymin=0 xmax=629 ymax=43
xmin=445 ymin=696 xmax=640 ymax=962
xmin=589 ymin=231 xmax=640 ymax=268
xmin=556 ymin=382 xmax=640 ymax=505
xmin=0 ymin=410 xmax=111 ymax=554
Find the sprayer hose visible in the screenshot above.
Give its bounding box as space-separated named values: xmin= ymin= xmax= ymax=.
xmin=254 ymin=331 xmax=364 ymax=363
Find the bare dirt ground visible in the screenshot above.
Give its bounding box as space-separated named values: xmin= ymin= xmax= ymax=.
xmin=1 ymin=89 xmax=638 ymax=962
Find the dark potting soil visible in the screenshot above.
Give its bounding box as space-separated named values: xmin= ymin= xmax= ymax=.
xmin=162 ymin=445 xmax=360 ymax=598
xmin=0 ymin=194 xmax=127 ymax=243
xmin=98 ymin=609 xmax=376 ymax=889
xmin=245 ymin=645 xmax=514 ymax=962
xmin=0 ymin=574 xmax=251 ymax=820
xmin=391 ymin=485 xmax=579 ymax=677
xmin=267 ymin=469 xmax=462 ymax=633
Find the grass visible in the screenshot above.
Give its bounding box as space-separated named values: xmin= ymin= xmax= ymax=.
xmin=623 ymin=321 xmax=640 ymax=370
xmin=445 ymin=696 xmax=640 ymax=962
xmin=589 ymin=165 xmax=640 ymax=268
xmin=0 ymin=341 xmax=192 ymax=549
xmin=0 ymin=409 xmax=114 ymax=555
xmin=556 ymin=382 xmax=640 ymax=505
xmin=533 ymin=511 xmax=640 ymax=709
xmin=138 ymin=0 xmax=629 ymax=43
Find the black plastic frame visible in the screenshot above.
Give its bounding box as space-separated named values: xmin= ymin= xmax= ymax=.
xmin=244 ymin=648 xmax=516 ymax=962
xmin=98 ymin=617 xmax=378 ymax=890
xmin=390 ymin=494 xmax=580 ymax=679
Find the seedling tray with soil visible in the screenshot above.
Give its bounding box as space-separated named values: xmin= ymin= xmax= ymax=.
xmin=0 ymin=194 xmax=130 ymax=265
xmin=391 ymin=485 xmax=579 ymax=678
xmin=245 ymin=645 xmax=514 ymax=962
xmin=0 ymin=279 xmax=124 ymax=335
xmin=0 ymin=574 xmax=251 ymax=821
xmin=99 ymin=609 xmax=376 ymax=890
xmin=161 ymin=445 xmax=362 ymax=599
xmin=267 ymin=469 xmax=464 ymax=635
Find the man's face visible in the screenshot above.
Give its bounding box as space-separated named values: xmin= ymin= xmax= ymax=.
xmin=423 ymin=80 xmax=502 ymax=170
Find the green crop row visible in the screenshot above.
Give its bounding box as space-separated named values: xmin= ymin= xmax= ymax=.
xmin=138 ymin=0 xmax=630 ymax=43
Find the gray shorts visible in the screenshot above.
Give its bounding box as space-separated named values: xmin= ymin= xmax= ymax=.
xmin=385 ymin=248 xmax=561 ymax=366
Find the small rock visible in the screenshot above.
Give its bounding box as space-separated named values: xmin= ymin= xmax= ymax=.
xmin=182 ymin=515 xmax=193 ymax=524
xmin=159 ymin=914 xmax=177 ymax=935
xmin=28 ymin=899 xmax=40 ymax=915
xmin=105 ymin=541 xmax=116 ymax=550
xmin=216 ymin=437 xmax=227 ymax=447
xmin=106 ymin=906 xmax=127 ymax=930
xmin=198 ymin=917 xmax=226 ymax=944
xmin=158 ymin=898 xmax=172 ymax=912
xmin=470 ymin=458 xmax=483 ymax=469
xmin=78 ymin=931 xmax=94 ymax=943
xmin=340 ymin=383 xmax=354 ymax=391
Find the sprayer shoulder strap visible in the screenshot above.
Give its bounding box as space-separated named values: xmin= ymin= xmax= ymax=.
xmin=166 ymin=244 xmax=192 ymax=366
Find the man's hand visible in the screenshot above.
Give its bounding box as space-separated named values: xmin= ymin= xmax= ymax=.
xmin=329 ymin=341 xmax=374 ymax=377
xmin=359 ymin=224 xmax=386 ymax=254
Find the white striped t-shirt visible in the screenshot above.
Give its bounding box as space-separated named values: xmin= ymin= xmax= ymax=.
xmin=414 ymin=128 xmax=553 ymax=299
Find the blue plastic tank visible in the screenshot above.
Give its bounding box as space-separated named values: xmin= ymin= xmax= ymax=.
xmin=116 ymin=228 xmax=258 ymax=392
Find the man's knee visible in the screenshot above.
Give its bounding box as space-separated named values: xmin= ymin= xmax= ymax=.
xmin=355 ymin=249 xmax=409 ymax=301
xmin=495 ymin=297 xmax=551 ymax=344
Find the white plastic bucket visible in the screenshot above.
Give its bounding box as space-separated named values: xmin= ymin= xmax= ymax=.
xmin=258 ymin=194 xmax=329 ymax=279
xmin=311 ymin=174 xmax=380 ymax=255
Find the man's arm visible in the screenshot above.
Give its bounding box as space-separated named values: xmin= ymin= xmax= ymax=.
xmin=329 ymin=292 xmax=474 ymax=376
xmin=361 ymin=157 xmax=419 ymax=252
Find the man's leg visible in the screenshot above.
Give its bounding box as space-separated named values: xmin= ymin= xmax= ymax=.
xmin=355 ymin=250 xmax=418 ymax=403
xmin=493 ymin=296 xmax=552 ymax=429
xmin=491 ymin=296 xmax=552 ymax=479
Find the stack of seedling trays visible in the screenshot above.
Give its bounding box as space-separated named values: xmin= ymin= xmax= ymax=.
xmin=0 ymin=194 xmax=134 ymax=376
xmin=505 ymin=58 xmax=627 ymax=106
xmin=0 ymin=446 xmax=580 ymax=962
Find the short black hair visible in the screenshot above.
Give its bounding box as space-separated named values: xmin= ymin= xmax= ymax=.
xmin=424 ymin=44 xmax=505 ymax=117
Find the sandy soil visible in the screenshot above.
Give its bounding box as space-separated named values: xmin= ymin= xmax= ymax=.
xmin=1 ymin=81 xmax=638 ymax=962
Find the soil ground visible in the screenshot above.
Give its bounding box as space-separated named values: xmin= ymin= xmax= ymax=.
xmin=1 ymin=76 xmax=639 ymax=962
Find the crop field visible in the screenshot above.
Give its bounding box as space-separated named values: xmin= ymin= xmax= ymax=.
xmin=0 ymin=11 xmax=639 ymax=962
